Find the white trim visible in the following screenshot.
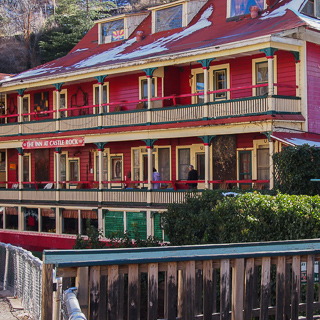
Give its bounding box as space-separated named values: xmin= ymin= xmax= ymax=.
xmin=252 ymin=139 xmax=269 ymax=180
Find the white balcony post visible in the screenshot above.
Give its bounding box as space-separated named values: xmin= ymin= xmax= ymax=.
xmin=148 ymin=146 xmax=153 ymax=190
xmin=269 ymin=139 xmax=274 ymax=189
xmin=267 ymin=57 xmax=274 ymax=96
xmin=205 ymin=143 xmax=210 ymax=189
xmin=203 ymin=67 xmax=209 ymax=119
xmin=55 ymin=149 xmax=61 ymax=190
xmin=18 ymin=150 xmax=23 ymax=190
xmin=98 ymin=148 xmax=103 ymax=189
xmin=56 ymin=90 xmax=60 ymax=119
xmin=17 ymin=90 xmax=25 ymax=135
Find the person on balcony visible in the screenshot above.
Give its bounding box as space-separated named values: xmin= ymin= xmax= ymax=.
xmin=188 ymin=165 xmax=198 ymax=189
xmin=153 ymin=168 xmax=161 ymax=189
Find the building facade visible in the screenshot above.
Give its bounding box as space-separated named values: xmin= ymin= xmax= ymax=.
xmin=0 ymin=0 xmax=320 ymax=250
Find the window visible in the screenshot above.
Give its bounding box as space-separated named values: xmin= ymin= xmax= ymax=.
xmin=93 ymin=83 xmax=109 ymax=113
xmin=197 ymin=153 xmax=205 ymax=180
xmin=23 ymin=154 xmax=31 ymax=188
xmin=140 ymin=77 xmax=156 ymax=108
xmin=111 ymin=156 xmax=122 ymax=180
xmin=95 ymin=153 xmax=108 ymax=184
xmin=127 ymin=211 xmax=147 ymax=240
xmin=195 ymin=73 xmax=204 ymax=104
xmin=178 ymin=148 xmax=190 ymax=180
xmin=53 ymin=89 xmax=67 ymax=118
xmin=257 ymin=147 xmax=270 ymax=189
xmin=5 ymin=207 xmax=18 ymax=230
xmin=22 ymin=95 xmax=30 ymax=122
xmin=229 ymin=0 xmax=264 ymax=17
xmin=105 ymin=210 xmax=124 ymax=237
xmin=69 ymin=159 xmax=79 ymax=184
xmin=256 ymin=62 xmax=268 ymax=96
xmin=62 ymin=209 xmax=78 ymax=234
xmin=0 ymin=151 xmax=6 ymax=189
xmin=301 ymin=0 xmax=320 ymax=18
xmin=81 ymin=210 xmax=98 ymax=235
xmin=60 ymin=153 xmax=67 ymax=182
xmin=155 ymin=4 xmax=182 ymax=32
xmin=41 ymin=208 xmax=56 ymax=233
xmin=101 ymin=19 xmax=124 ymax=44
xmin=0 ymin=93 xmax=6 ymax=124
xmin=213 ymin=69 xmax=227 ymax=100
xmin=158 ymin=148 xmax=170 ymax=181
xmin=34 ymin=91 xmax=49 ymax=116
xmin=24 ymin=208 xmax=38 ymax=232
xmin=239 ymin=151 xmax=251 ymax=189
xmin=133 ymin=149 xmax=140 ymax=183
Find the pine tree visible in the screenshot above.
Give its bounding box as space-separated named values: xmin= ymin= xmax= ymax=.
xmin=39 ymin=0 xmax=116 ymax=63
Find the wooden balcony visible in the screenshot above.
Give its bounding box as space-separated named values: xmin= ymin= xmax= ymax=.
xmin=0 ymin=95 xmax=301 ymax=137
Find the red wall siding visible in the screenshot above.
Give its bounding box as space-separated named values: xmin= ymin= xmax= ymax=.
xmin=7 ymin=149 xmax=18 ymax=184
xmin=307 ymin=42 xmax=320 ymax=133
xmin=164 ymin=66 xmax=181 ymax=106
xmin=276 ymin=50 xmax=296 ymax=96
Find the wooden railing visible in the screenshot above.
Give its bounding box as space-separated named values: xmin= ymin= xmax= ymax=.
xmin=42 ymin=239 xmax=320 ymax=320
xmin=0 ymin=95 xmax=301 ymax=136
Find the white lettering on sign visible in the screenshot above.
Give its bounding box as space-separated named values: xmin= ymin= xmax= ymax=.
xmin=22 ymin=137 xmax=85 ymax=149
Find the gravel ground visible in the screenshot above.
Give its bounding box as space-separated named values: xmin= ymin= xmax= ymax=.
xmin=0 ymin=296 xmax=32 ymax=320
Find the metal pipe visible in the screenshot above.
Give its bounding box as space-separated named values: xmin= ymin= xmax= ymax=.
xmin=63 ymin=287 xmax=87 ymax=320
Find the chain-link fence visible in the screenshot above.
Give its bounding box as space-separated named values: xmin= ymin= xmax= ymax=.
xmin=0 ymin=242 xmax=42 ymax=320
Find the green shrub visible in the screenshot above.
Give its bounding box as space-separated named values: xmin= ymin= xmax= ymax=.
xmin=273 ymin=144 xmax=320 ymax=195
xmin=163 ymin=191 xmax=320 ymax=245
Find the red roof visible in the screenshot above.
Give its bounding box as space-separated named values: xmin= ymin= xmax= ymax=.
xmin=1 ymin=0 xmax=314 ymax=85
xmin=271 ymin=132 xmax=320 ymax=147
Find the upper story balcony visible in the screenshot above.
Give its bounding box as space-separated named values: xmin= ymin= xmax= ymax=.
xmin=0 ymin=85 xmax=301 ymax=138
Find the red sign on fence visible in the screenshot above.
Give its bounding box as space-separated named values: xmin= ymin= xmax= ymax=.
xmin=22 ymin=137 xmax=85 ymax=149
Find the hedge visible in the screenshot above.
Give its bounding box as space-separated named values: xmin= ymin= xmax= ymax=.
xmin=163 ymin=190 xmax=320 ymax=246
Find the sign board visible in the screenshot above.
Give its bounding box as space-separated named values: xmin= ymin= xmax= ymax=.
xmin=22 ymin=137 xmax=85 ymax=149
xmin=301 ymin=261 xmax=319 ymax=283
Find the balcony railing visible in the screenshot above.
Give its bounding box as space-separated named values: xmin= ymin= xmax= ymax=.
xmin=0 ymin=179 xmax=269 ymax=206
xmin=0 ymin=89 xmax=301 ymax=137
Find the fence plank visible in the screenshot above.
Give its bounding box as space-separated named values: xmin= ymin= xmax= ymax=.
xmin=89 ymin=265 xmax=100 ymax=320
xmin=107 ymin=265 xmax=119 ymax=320
xmin=284 ymin=262 xmax=291 ymax=320
xmin=76 ymin=267 xmax=89 ymax=319
xmin=166 ymin=262 xmax=177 ymax=320
xmin=99 ymin=275 xmax=107 ymax=320
xmin=260 ymin=257 xmax=271 ymax=320
xmin=220 ymin=259 xmax=230 ymax=320
xmin=184 ymin=261 xmax=196 ymax=320
xmin=232 ymin=258 xmax=244 ymax=320
xmin=148 ymin=263 xmax=158 ymax=320
xmin=119 ymin=273 xmax=125 ymax=319
xmin=177 ymin=269 xmax=184 ymax=318
xmin=128 ymin=264 xmax=140 ymax=320
xmin=195 ymin=268 xmax=203 ymax=315
xmin=291 ymin=255 xmax=300 ymax=320
xmin=244 ymin=258 xmax=254 ymax=320
xmin=41 ymin=263 xmax=53 ymax=320
xmin=276 ymin=256 xmax=285 ymax=320
xmin=306 ymin=255 xmax=314 ymax=320
xmin=203 ymin=260 xmax=213 ymax=320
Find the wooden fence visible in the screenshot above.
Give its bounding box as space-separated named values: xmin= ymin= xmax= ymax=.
xmin=42 ymin=239 xmax=320 ymax=320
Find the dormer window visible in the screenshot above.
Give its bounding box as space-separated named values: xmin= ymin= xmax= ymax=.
xmin=228 ymin=0 xmax=264 ymax=17
xmin=150 ymin=0 xmax=208 ymax=34
xmin=101 ymin=19 xmax=124 ymax=43
xmin=96 ymin=13 xmax=149 ymax=44
xmin=301 ymin=0 xmax=320 ymax=18
xmin=155 ymin=5 xmax=183 ymax=32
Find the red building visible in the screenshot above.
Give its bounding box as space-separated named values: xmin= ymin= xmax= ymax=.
xmin=0 ymin=0 xmax=320 ymax=250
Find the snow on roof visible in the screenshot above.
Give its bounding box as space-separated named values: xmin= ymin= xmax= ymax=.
xmin=272 ymin=132 xmax=320 ymax=147
xmin=73 ymin=6 xmax=213 ymax=69
xmin=260 ymin=0 xmax=320 ymax=31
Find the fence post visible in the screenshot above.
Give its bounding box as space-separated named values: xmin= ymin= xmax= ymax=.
xmin=3 ymin=245 xmax=9 ymax=290
xmin=42 ymin=263 xmax=53 ymax=320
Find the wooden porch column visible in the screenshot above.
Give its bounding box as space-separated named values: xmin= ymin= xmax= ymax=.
xmin=269 ymin=139 xmax=274 ymax=189
xmin=42 ymin=263 xmax=53 ymax=320
xmin=55 ymin=148 xmax=61 ymax=190
xmin=17 ymin=148 xmax=23 ymax=191
xmin=197 ymin=59 xmax=214 ymax=119
xmin=199 ymin=136 xmax=214 ymax=189
xmin=143 ymin=68 xmax=157 ymax=124
xmin=17 ymin=89 xmax=25 ymax=135
xmin=53 ymin=83 xmax=63 ymax=132
xmin=148 ymin=146 xmax=153 ymax=190
xmin=98 ymin=149 xmax=103 ymax=189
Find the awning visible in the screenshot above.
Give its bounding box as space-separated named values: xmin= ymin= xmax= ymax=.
xmin=271 ymin=132 xmax=320 ymax=147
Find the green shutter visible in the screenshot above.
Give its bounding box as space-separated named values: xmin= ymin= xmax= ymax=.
xmin=153 ymin=212 xmax=163 ymax=241
xmin=126 ymin=211 xmax=147 ymax=240
xmin=105 ymin=211 xmax=124 ymax=237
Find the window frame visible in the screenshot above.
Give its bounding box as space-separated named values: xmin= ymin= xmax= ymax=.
xmin=139 ymin=76 xmax=158 ymax=100
xmin=21 ymin=94 xmax=30 ymax=122
xmin=93 ymin=83 xmax=109 ymax=114
xmin=98 ymin=16 xmax=127 ymax=44
xmin=53 ymin=89 xmax=68 ymax=118
xmin=252 ymin=56 xmax=277 ymax=96
xmin=68 ymin=157 xmax=80 ymax=188
xmin=22 ymin=153 xmax=31 ymax=188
